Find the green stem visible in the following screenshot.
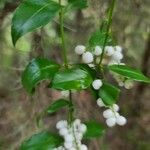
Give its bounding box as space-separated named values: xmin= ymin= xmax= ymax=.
xmin=59 ymin=0 xmax=68 ymax=68
xmin=98 ymin=0 xmax=116 ymax=66
xmin=59 ymin=0 xmax=74 ymax=126
xmin=68 ymin=90 xmax=74 ymax=125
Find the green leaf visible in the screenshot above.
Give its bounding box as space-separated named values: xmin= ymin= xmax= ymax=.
xmin=11 ymin=0 xmax=61 ymax=45
xmin=89 ymin=30 xmax=112 ymax=47
xmin=20 ymin=131 xmax=63 ymax=150
xmin=22 ymin=58 xmax=60 ymax=94
xmin=108 ymin=65 xmax=150 ymax=83
xmin=99 ymin=82 xmax=120 ymax=106
xmin=52 ymin=68 xmax=93 ymax=90
xmin=47 ymin=99 xmax=70 ymax=114
xmin=76 ymin=64 xmax=96 ymax=79
xmin=84 ymin=121 xmax=105 ymax=139
xmin=68 ymin=0 xmax=88 ymax=9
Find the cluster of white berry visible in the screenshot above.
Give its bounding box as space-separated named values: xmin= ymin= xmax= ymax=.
xmin=75 ymin=45 xmax=101 ymax=65
xmin=97 ymin=98 xmax=127 ymax=127
xmin=54 ymin=119 xmax=88 ymax=150
xmin=105 ymin=46 xmax=123 ymax=65
xmin=74 ymin=45 xmax=124 ymax=66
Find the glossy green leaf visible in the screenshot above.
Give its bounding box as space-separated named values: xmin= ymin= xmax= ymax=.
xmin=76 ymin=64 xmax=96 ymax=79
xmin=84 ymin=121 xmax=105 ymax=139
xmin=89 ymin=30 xmax=112 ymax=47
xmin=108 ymin=64 xmax=150 ymax=83
xmin=47 ymin=99 xmax=70 ymax=114
xmin=20 ymin=131 xmax=63 ymax=150
xmin=68 ymin=0 xmax=87 ymax=9
xmin=11 ymin=0 xmax=61 ymax=45
xmin=22 ymin=58 xmax=60 ymax=94
xmin=52 ymin=68 xmax=93 ymax=90
xmin=99 ymin=82 xmax=120 ymax=106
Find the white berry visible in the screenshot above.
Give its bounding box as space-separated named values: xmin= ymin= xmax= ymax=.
xmin=70 ymin=148 xmax=76 ymax=150
xmin=80 ymin=144 xmax=88 ymax=150
xmin=75 ymin=45 xmax=86 ymax=55
xmin=64 ymin=142 xmax=73 ymax=149
xmin=112 ymin=104 xmax=119 ymax=112
xmin=88 ymin=63 xmax=95 ymax=68
xmin=116 ymin=116 xmax=127 ymax=126
xmin=75 ymin=132 xmax=83 ymax=140
xmin=103 ymin=109 xmax=114 ymax=119
xmin=124 ymin=80 xmax=133 ymax=89
xmin=56 ymin=120 xmax=67 ymax=129
xmin=112 ymin=51 xmax=123 ymax=61
xmin=97 ymin=98 xmax=105 ymax=107
xmin=106 ymin=117 xmax=116 ymax=127
xmin=92 ymin=79 xmax=103 ymax=90
xmin=118 ymin=81 xmax=124 ymax=87
xmin=73 ymin=119 xmax=81 ymax=126
xmin=79 ymin=124 xmax=87 ymax=133
xmin=105 ymin=46 xmax=115 ymax=56
xmin=115 ymin=45 xmax=122 ymax=52
xmin=59 ymin=128 xmax=68 ymax=136
xmin=94 ymin=46 xmax=102 ymax=56
xmin=82 ymin=52 xmax=94 ymax=64
xmin=65 ymin=134 xmax=74 ymax=142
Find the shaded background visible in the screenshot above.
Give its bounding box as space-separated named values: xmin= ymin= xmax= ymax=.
xmin=0 ymin=0 xmax=150 ymax=149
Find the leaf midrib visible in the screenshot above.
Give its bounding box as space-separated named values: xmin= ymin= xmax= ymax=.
xmin=17 ymin=2 xmax=52 ymax=33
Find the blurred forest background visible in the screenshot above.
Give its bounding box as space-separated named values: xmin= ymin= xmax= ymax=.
xmin=0 ymin=0 xmax=150 ymax=150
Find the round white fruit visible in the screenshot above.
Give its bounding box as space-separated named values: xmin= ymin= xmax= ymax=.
xmin=106 ymin=117 xmax=116 ymax=127
xmin=103 ymin=109 xmax=114 ymax=119
xmin=97 ymin=98 xmax=105 ymax=107
xmin=112 ymin=104 xmax=119 ymax=112
xmin=105 ymin=46 xmax=115 ymax=56
xmin=94 ymin=46 xmax=102 ymax=56
xmin=80 ymin=144 xmax=88 ymax=150
xmin=59 ymin=128 xmax=68 ymax=136
xmin=75 ymin=45 xmax=86 ymax=55
xmin=115 ymin=45 xmax=122 ymax=52
xmin=56 ymin=120 xmax=67 ymax=129
xmin=92 ymin=79 xmax=103 ymax=90
xmin=116 ymin=116 xmax=127 ymax=126
xmin=112 ymin=51 xmax=123 ymax=61
xmin=79 ymin=124 xmax=87 ymax=133
xmin=82 ymin=52 xmax=94 ymax=64
xmin=64 ymin=134 xmax=74 ymax=142
xmin=64 ymin=142 xmax=73 ymax=149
